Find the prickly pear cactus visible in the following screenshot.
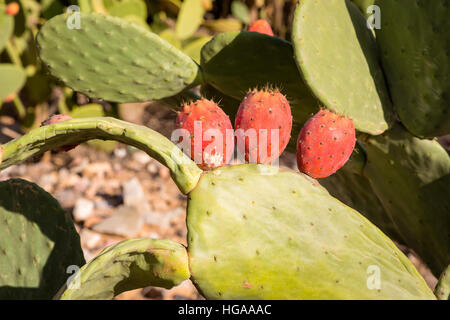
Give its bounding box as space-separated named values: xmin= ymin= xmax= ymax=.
xmin=0 ymin=179 xmax=85 ymax=299
xmin=375 ymin=0 xmax=450 ymax=138
xmin=364 ymin=123 xmax=450 ymax=276
xmin=291 ymin=0 xmax=393 ymax=135
xmin=1 ymin=117 xmax=438 ymax=299
xmin=58 ymin=238 xmax=190 ymax=300
xmin=187 ymin=165 xmax=434 ymax=299
xmin=37 ymin=13 xmax=202 ymax=103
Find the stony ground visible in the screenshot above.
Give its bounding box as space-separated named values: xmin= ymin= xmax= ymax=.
xmin=0 ymin=102 xmax=438 ymax=299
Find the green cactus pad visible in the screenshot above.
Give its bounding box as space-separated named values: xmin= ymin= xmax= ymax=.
xmin=374 ymin=0 xmax=450 ymax=138
xmin=364 ymin=123 xmax=450 ymax=276
xmin=320 ymin=168 xmax=401 ymax=243
xmin=434 ymin=265 xmax=450 ymax=300
xmin=187 ymin=164 xmax=434 ymax=299
xmin=0 ymin=117 xmax=202 ymax=194
xmin=200 ymin=31 xmax=319 ymax=149
xmin=0 ymin=64 xmax=26 ymax=101
xmin=104 ymin=0 xmax=148 ymax=21
xmin=0 ymin=179 xmax=85 ymax=299
xmin=291 ymin=0 xmax=393 ymax=135
xmin=175 ymin=0 xmax=205 ymax=40
xmin=58 ymin=238 xmax=190 ymax=300
xmin=37 ymin=13 xmax=201 ymax=103
xmin=0 ymin=11 xmax=13 ymax=52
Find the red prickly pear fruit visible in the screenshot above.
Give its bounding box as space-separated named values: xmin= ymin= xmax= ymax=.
xmin=235 ymin=89 xmax=292 ymax=164
xmin=3 ymin=93 xmax=16 ymax=103
xmin=296 ymin=109 xmax=356 ymax=179
xmin=174 ymin=99 xmax=234 ymax=170
xmin=5 ymin=2 xmax=19 ymax=16
xmin=41 ymin=114 xmax=77 ymax=152
xmin=248 ymin=19 xmax=274 ymax=36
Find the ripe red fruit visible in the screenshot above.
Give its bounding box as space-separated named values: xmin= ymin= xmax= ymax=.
xmin=174 ymin=99 xmax=234 ymax=170
xmin=5 ymin=2 xmax=19 ymax=16
xmin=248 ymin=19 xmax=274 ymax=36
xmin=3 ymin=93 xmax=16 ymax=103
xmin=297 ymin=109 xmax=356 ymax=179
xmin=235 ymin=89 xmax=292 ymax=164
xmin=41 ymin=114 xmax=77 ymax=152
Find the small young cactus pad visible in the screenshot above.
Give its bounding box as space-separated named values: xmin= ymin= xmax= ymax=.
xmin=186 ymin=164 xmax=434 ymax=299
xmin=37 ymin=13 xmax=202 ymax=103
xmin=0 ymin=179 xmax=85 ymax=299
xmin=291 ymin=0 xmax=393 ymax=135
xmin=0 ymin=64 xmax=26 ymax=101
xmin=58 ymin=238 xmax=190 ymax=300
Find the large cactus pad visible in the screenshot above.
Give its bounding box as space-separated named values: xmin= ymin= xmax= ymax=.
xmin=375 ymin=0 xmax=450 ymax=138
xmin=292 ymin=0 xmax=393 ymax=135
xmin=364 ymin=123 xmax=450 ymax=276
xmin=37 ymin=13 xmax=201 ymax=103
xmin=187 ymin=165 xmax=434 ymax=299
xmin=0 ymin=179 xmax=85 ymax=299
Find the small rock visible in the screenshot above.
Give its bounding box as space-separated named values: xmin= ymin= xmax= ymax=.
xmin=83 ymin=162 xmax=112 ymax=178
xmin=143 ymin=207 xmax=184 ymax=229
xmin=123 ymin=178 xmax=146 ymax=206
xmin=159 ymin=166 xmax=170 ymax=179
xmin=80 ymin=229 xmax=103 ymax=250
xmin=94 ymin=197 xmax=111 ymax=210
xmin=132 ymin=151 xmax=151 ymax=165
xmin=54 ymin=189 xmax=77 ymax=208
xmin=84 ymin=215 xmax=103 ymax=228
xmin=92 ymin=205 xmax=143 ymax=237
xmin=146 ymin=163 xmax=158 ymax=175
xmin=73 ymin=198 xmax=95 ymax=222
xmin=114 ymin=148 xmax=127 ymax=158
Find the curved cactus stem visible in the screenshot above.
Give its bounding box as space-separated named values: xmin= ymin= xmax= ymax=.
xmin=435 ymin=265 xmax=450 ymax=300
xmin=0 ymin=117 xmax=202 ymax=194
xmin=56 ymin=238 xmax=190 ymax=300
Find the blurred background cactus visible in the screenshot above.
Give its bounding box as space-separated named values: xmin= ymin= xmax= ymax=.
xmin=0 ymin=0 xmax=449 ymax=300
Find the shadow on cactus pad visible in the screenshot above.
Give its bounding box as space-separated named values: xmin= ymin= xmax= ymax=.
xmin=0 ymin=179 xmax=85 ymax=299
